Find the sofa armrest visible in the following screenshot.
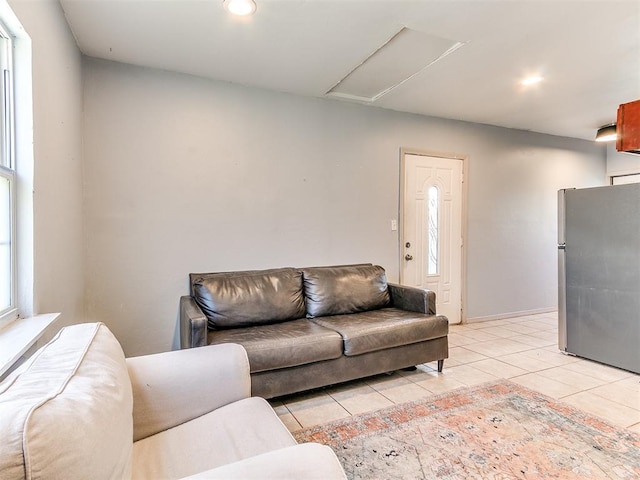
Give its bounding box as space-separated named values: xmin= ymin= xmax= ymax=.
xmin=388 ymin=283 xmax=436 ymax=314
xmin=127 ymin=343 xmax=251 ymax=442
xmin=180 ymin=295 xmax=208 ymax=348
xmin=180 ymin=443 xmax=347 ymax=479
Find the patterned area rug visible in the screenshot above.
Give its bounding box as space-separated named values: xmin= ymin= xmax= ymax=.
xmin=294 ymin=380 xmax=640 ymax=479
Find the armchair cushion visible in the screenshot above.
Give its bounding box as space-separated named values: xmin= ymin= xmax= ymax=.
xmin=182 ymin=443 xmax=347 ymax=479
xmin=132 ymin=397 xmax=297 ymax=480
xmin=0 ymin=323 xmax=133 ymax=480
xmin=191 ymin=268 xmax=306 ymax=329
xmin=302 ymin=264 xmax=390 ymax=318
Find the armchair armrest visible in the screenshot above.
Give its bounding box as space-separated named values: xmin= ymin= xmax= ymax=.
xmin=180 ymin=295 xmax=208 ymax=348
xmin=127 ymin=343 xmax=251 ymax=441
xmin=388 ymin=283 xmax=436 ymax=314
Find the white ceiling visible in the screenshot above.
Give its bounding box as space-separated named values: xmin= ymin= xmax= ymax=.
xmin=58 ymin=0 xmax=640 ymax=141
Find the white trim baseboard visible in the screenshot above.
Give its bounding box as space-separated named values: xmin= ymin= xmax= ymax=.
xmin=465 ymin=307 xmax=557 ymax=324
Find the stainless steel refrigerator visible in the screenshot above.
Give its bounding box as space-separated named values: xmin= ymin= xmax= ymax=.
xmin=558 ymin=184 xmax=640 ymax=374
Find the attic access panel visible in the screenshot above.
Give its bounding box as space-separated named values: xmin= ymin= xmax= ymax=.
xmin=326 ymin=27 xmax=464 ymax=103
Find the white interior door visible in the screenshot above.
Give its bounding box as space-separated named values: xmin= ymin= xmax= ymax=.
xmin=402 ymin=153 xmax=463 ymax=323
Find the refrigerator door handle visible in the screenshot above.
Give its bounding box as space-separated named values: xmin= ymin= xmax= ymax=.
xmin=558 ymin=189 xmax=566 ymax=246
xmin=557 ymin=188 xmax=569 ymax=353
xmin=558 ymin=245 xmax=567 ymax=351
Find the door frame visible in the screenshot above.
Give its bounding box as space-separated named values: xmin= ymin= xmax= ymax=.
xmin=399 ymin=148 xmax=469 ymax=323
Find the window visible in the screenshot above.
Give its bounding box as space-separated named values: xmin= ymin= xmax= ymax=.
xmin=0 ymin=24 xmax=15 ymax=325
xmin=427 ymin=185 xmax=438 ymax=275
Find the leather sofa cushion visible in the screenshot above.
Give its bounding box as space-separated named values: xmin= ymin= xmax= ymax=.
xmin=192 ymin=268 xmax=306 ymax=329
xmin=310 ymin=308 xmax=448 ymax=356
xmin=302 ymin=264 xmax=390 ymax=318
xmin=207 ymin=319 xmax=343 ymax=373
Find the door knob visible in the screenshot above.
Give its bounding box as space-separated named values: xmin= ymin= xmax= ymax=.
xmin=405 ymin=254 xmax=413 ymax=261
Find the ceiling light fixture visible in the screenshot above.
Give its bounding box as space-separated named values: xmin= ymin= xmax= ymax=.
xmin=223 ymin=0 xmax=256 ymax=16
xmin=595 ymin=123 xmax=617 ymax=142
xmin=520 ymin=75 xmax=544 ymax=86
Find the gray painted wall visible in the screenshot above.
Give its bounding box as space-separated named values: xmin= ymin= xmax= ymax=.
xmin=82 ymin=58 xmax=605 ymax=357
xmin=9 ymin=0 xmax=85 ymax=330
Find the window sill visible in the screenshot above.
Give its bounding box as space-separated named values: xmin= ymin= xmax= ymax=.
xmin=0 ymin=313 xmax=61 ymax=379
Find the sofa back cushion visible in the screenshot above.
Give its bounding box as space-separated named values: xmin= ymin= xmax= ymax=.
xmin=0 ymin=322 xmax=133 ymax=480
xmin=302 ymin=264 xmax=391 ymax=318
xmin=191 ymin=268 xmax=306 ymax=329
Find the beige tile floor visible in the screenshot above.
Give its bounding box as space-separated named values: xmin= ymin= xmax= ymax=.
xmin=269 ymin=311 xmax=640 ymax=435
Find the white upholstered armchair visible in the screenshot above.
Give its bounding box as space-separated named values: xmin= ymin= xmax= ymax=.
xmin=0 ymin=322 xmax=346 ymax=479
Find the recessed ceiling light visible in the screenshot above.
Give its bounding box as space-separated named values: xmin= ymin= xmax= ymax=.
xmin=223 ymin=0 xmax=257 ymax=16
xmin=520 ymin=75 xmax=544 ymax=86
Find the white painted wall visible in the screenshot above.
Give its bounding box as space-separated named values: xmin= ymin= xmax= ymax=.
xmin=82 ymin=58 xmax=605 ymax=357
xmin=9 ymin=0 xmax=84 ymax=329
xmin=606 ymin=142 xmax=640 ymax=178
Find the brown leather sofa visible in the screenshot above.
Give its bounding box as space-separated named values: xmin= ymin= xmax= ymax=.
xmin=180 ymin=264 xmax=449 ymax=399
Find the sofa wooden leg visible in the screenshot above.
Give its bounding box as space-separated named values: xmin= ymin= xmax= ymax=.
xmin=437 ymin=359 xmax=444 ymax=372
